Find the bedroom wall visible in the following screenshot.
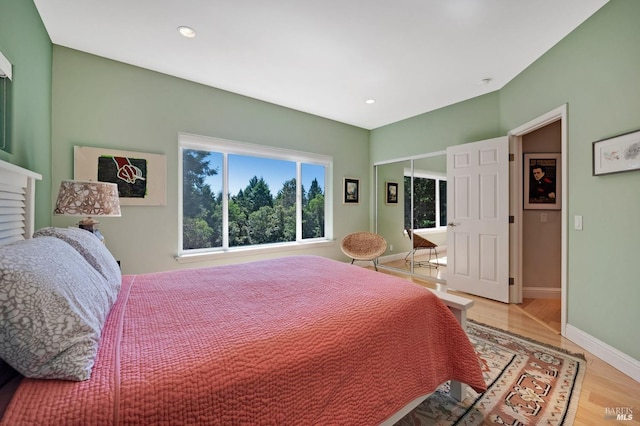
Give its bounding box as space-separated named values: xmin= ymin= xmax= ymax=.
xmin=499 ymin=0 xmax=640 ymax=362
xmin=369 ymin=91 xmax=502 ymax=164
xmin=50 ymin=46 xmax=370 ymax=274
xmin=0 ymin=0 xmax=52 ymax=230
xmin=370 ymin=0 xmax=640 ymax=368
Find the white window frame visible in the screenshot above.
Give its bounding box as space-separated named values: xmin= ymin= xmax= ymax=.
xmin=177 ymin=132 xmax=333 ymax=262
xmin=404 ymin=167 xmax=447 ymax=232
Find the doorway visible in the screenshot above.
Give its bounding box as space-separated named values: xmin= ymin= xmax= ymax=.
xmin=509 ymin=104 xmax=568 ymax=336
xmin=519 ymin=121 xmax=562 ymax=333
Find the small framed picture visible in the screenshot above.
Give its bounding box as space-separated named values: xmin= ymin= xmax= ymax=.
xmin=386 ymin=181 xmax=398 ymax=204
xmin=524 ymin=153 xmax=561 ymax=210
xmin=343 ymin=177 xmax=359 ymax=204
xmin=593 ymin=129 xmax=640 ymax=176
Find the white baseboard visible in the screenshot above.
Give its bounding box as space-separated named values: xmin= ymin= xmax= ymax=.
xmin=379 ymin=252 xmax=408 ymax=263
xmin=565 ymin=324 xmax=640 ymax=383
xmin=522 ymin=286 xmax=561 ymax=299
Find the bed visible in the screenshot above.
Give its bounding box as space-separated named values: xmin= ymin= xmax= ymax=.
xmin=0 ymin=159 xmax=486 ymax=425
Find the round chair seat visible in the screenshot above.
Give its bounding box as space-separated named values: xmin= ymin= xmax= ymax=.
xmin=340 ymin=232 xmax=387 ymax=270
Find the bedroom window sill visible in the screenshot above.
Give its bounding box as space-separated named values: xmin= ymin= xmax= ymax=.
xmin=174 ymin=239 xmax=335 ymax=264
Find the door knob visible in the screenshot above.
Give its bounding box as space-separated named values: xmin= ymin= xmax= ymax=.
xmin=448 ymin=222 xmax=458 ymax=227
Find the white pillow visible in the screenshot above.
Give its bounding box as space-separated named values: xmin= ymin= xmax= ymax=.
xmin=34 ymin=227 xmax=121 ymax=299
xmin=0 ymin=237 xmax=114 ymax=380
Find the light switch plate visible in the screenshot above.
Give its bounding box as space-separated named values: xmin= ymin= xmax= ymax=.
xmin=574 ymin=215 xmax=583 ymax=230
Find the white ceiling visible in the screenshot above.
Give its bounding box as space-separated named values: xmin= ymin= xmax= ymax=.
xmin=34 ymin=0 xmax=608 ymax=130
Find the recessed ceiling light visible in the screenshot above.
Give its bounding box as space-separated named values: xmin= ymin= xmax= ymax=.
xmin=178 ymin=26 xmax=196 ymax=38
xmin=365 ymin=99 xmax=376 ymax=104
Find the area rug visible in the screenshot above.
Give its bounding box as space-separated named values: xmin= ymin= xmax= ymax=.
xmin=395 ymin=321 xmax=586 ymax=425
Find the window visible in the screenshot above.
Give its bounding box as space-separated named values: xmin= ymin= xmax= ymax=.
xmin=404 ymin=173 xmax=447 ymax=230
xmin=179 ymin=133 xmax=332 ymax=255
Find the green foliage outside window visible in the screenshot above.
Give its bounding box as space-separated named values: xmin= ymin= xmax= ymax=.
xmin=182 ymin=149 xmax=325 ymax=250
xmin=403 ymin=176 xmax=446 ymax=230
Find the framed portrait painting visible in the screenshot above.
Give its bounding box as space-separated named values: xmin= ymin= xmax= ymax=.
xmin=74 ymin=146 xmax=167 ymax=206
xmin=524 ymin=153 xmax=561 ymax=210
xmin=386 ymin=181 xmax=398 ymax=204
xmin=343 ymin=177 xmax=359 ymax=204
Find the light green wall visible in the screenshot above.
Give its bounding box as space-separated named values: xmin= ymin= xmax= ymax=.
xmin=499 ymin=0 xmax=640 ymax=361
xmin=371 ymin=0 xmax=640 ymax=362
xmin=51 ymin=46 xmax=370 ymax=273
xmin=370 ymin=91 xmax=501 ymax=163
xmin=0 ymin=0 xmax=51 ymax=229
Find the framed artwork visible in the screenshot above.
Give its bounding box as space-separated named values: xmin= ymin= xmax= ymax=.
xmin=343 ymin=177 xmax=359 ymax=204
xmin=524 ymin=153 xmax=561 ymax=210
xmin=386 ymin=181 xmax=398 ymax=204
xmin=74 ymin=146 xmax=167 ymax=206
xmin=593 ymin=129 xmax=640 ymax=176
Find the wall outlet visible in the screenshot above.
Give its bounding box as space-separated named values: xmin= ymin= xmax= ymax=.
xmin=540 ymin=213 xmax=548 ymax=223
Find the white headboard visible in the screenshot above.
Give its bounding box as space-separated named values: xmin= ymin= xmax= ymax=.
xmin=0 ymin=159 xmax=42 ymax=246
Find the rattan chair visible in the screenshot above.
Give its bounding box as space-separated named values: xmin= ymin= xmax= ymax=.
xmin=340 ymin=232 xmax=387 ymax=270
xmin=404 ymin=228 xmax=439 ymax=268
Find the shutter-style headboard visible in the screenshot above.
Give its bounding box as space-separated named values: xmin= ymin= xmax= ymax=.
xmin=0 ymin=159 xmax=42 ymax=246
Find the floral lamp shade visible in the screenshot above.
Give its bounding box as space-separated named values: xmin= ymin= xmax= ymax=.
xmin=54 ymin=180 xmax=121 ymax=220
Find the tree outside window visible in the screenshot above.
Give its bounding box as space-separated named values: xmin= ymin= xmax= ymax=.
xmin=180 ymin=139 xmax=329 ymax=253
xmin=404 ymin=175 xmax=447 ymax=230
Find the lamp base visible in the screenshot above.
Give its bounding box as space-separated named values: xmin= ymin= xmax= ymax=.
xmin=78 ymin=218 xmax=105 ymax=243
xmin=78 ymin=217 xmax=99 ymax=229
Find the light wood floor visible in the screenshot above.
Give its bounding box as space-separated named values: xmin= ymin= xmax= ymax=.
xmin=377 ymin=269 xmax=640 ymax=425
xmin=517 ymin=297 xmax=562 ymax=334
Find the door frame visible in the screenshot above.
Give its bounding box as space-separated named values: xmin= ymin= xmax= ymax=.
xmin=508 ymin=104 xmax=568 ymax=336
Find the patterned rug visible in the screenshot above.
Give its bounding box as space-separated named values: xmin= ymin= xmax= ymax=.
xmin=395 ymin=321 xmax=586 ymax=425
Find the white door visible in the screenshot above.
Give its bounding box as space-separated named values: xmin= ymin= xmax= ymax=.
xmin=446 ymin=137 xmax=509 ymax=302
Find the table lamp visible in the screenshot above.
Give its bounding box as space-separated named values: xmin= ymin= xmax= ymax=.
xmin=54 ymin=180 xmax=121 ymax=242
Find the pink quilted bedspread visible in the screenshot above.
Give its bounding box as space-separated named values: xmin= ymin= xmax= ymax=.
xmin=2 ymin=255 xmax=486 ymax=425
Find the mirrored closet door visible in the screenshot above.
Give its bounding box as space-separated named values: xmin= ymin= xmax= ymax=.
xmin=375 ymin=152 xmax=448 ymax=283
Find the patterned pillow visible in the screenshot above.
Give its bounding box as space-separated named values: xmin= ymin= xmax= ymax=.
xmin=34 ymin=227 xmax=121 ymax=299
xmin=0 ymin=237 xmax=115 ymax=381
